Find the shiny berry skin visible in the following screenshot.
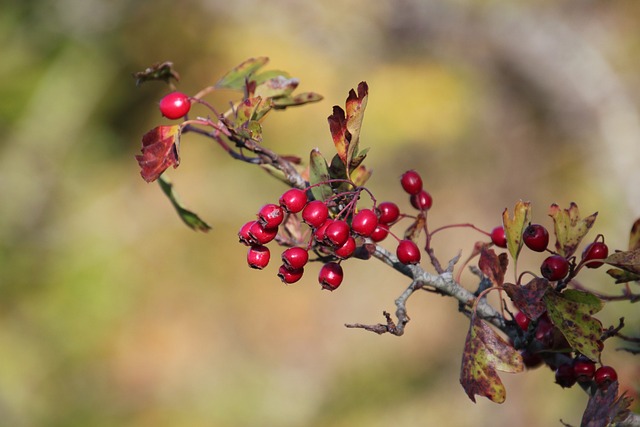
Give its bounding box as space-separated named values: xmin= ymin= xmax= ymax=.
xmin=325 ymin=220 xmax=350 ymax=247
xmin=594 ymin=366 xmax=618 ymax=389
xmin=351 ymin=209 xmax=378 ymax=237
xmin=159 ymin=92 xmax=191 ymax=119
xmin=247 ymin=245 xmax=270 ymax=269
xmin=490 ymin=226 xmax=507 ymax=248
xmin=370 ymin=224 xmax=389 ymax=242
xmin=281 ymin=247 xmax=309 ymax=270
xmin=573 ymin=355 xmax=596 ymax=382
xmin=334 ymin=236 xmax=356 ymax=259
xmin=555 ymin=363 xmax=577 ymax=388
xmin=279 ymin=188 xmax=308 ymax=213
xmin=314 ymin=219 xmax=333 ymax=243
xmin=257 ymin=204 xmax=284 ymax=229
xmin=377 ymin=202 xmax=400 ymax=224
xmin=400 ymin=170 xmax=423 ymax=195
xmin=523 ymin=223 xmax=549 ymax=252
xmin=238 ymin=221 xmax=255 ymax=245
xmin=248 ymin=221 xmax=278 ymax=245
xmin=535 ymin=313 xmax=555 ymax=347
xmin=514 ymin=311 xmax=530 ymax=331
xmin=319 ymin=262 xmax=344 ymax=290
xmin=541 ymin=255 xmax=570 ymax=281
xmin=278 ymin=265 xmax=304 ymax=284
xmin=302 ymin=200 xmax=329 ymax=228
xmin=582 ymin=241 xmax=609 ymax=269
xmin=396 ymin=239 xmax=421 ymax=265
xmin=410 ymin=190 xmax=433 ymax=210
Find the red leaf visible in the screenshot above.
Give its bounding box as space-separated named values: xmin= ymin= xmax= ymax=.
xmin=327 ymin=106 xmax=349 ymax=164
xmin=581 ymin=381 xmax=632 ymax=427
xmin=135 ymin=125 xmax=181 ymax=182
xmin=503 ymin=278 xmax=551 ymax=321
xmin=478 ymin=244 xmax=508 ymax=287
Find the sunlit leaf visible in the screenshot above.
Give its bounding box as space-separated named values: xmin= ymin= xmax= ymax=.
xmin=254 ymin=76 xmax=299 ymax=99
xmin=478 ymin=245 xmax=508 ymax=287
xmin=133 ymin=61 xmax=180 ymax=86
xmin=350 ymin=164 xmax=372 ymax=187
xmin=157 ymin=174 xmax=211 ymax=232
xmin=548 ymin=203 xmax=598 ymax=258
xmin=215 ymin=57 xmax=269 ymax=90
xmin=309 ymin=149 xmax=333 ymax=202
xmin=502 ymin=200 xmax=531 ymax=261
xmin=503 ymin=278 xmax=551 ymax=321
xmin=327 ymin=106 xmax=349 ymax=165
xmin=272 ymin=92 xmax=323 ymax=109
xmin=252 ymin=69 xmax=291 ymax=85
xmin=544 ymin=289 xmax=603 ymax=361
xmin=460 ymin=315 xmax=524 ymax=403
xmin=345 ymin=81 xmax=368 ymax=166
xmin=581 ymin=381 xmax=632 ymax=427
xmin=135 ymin=125 xmax=182 ymax=183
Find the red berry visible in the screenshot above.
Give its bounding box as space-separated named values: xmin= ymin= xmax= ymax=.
xmin=248 ymin=221 xmax=278 ymax=244
xmin=279 ymin=188 xmax=308 ymax=213
xmin=582 ymin=241 xmax=609 ymax=269
xmin=247 ymin=245 xmax=270 ymax=269
xmin=573 ymin=355 xmax=596 ymax=382
xmin=541 ymin=255 xmax=570 ymax=281
xmin=555 ymin=363 xmax=577 ymax=388
xmin=400 ymin=170 xmax=423 ymax=195
xmin=594 ymin=366 xmax=618 ymax=389
xmin=325 ymin=220 xmax=350 ymax=247
xmin=302 ymin=200 xmax=329 ymax=228
xmin=319 ymin=262 xmax=344 ymax=290
xmin=351 ymin=209 xmax=378 ymax=237
xmin=523 ymin=223 xmax=549 ymax=252
xmin=258 ymin=204 xmax=284 ymax=229
xmin=490 ymin=226 xmax=507 ymax=248
xmin=535 ymin=313 xmax=555 ymax=347
xmin=314 ymin=219 xmax=333 ymax=243
xmin=377 ymin=202 xmax=400 ymax=224
xmin=278 ymin=265 xmax=304 ymax=284
xmin=396 ymin=239 xmax=421 ymax=265
xmin=514 ymin=311 xmax=530 ymax=331
xmin=238 ymin=221 xmax=255 ymax=246
xmin=281 ymin=247 xmax=309 ymax=270
xmin=334 ymin=236 xmax=356 ymax=259
xmin=520 ymin=349 xmax=543 ymax=369
xmin=410 ymin=190 xmax=433 ymax=210
xmin=370 ymin=224 xmax=389 ymax=242
xmin=159 ymin=91 xmax=191 ymax=120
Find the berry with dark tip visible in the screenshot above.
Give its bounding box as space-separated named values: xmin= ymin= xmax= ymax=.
xmin=319 ymin=262 xmax=344 ymax=290
xmin=278 ymin=265 xmax=304 ymax=284
xmin=258 ymin=204 xmax=284 ymax=229
xmin=281 ymin=247 xmax=309 ymax=270
xmin=247 ymin=245 xmax=270 ymax=269
xmin=279 ymin=188 xmax=308 ymax=213
xmin=523 ymin=223 xmax=549 ymax=252
xmin=377 ymin=202 xmax=400 ymax=224
xmin=334 ymin=236 xmax=356 ymax=259
xmin=540 ymin=255 xmax=570 ymax=281
xmin=248 ymin=221 xmax=278 ymax=245
xmin=573 ymin=355 xmax=596 ymax=382
xmin=325 ymin=220 xmax=350 ymax=247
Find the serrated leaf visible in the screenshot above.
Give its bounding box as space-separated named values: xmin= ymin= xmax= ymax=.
xmin=135 ymin=125 xmax=182 ymax=183
xmin=460 ymin=315 xmax=524 ymax=404
xmin=350 ymin=164 xmax=372 ymax=187
xmin=133 ymin=61 xmax=180 ymax=86
xmin=272 ymin=92 xmax=323 ymax=109
xmin=604 ymin=248 xmax=640 ymax=275
xmin=215 ymin=57 xmax=269 ymax=90
xmin=327 ymin=106 xmax=349 ymax=166
xmin=157 ymin=174 xmax=211 ymax=232
xmin=544 ymin=290 xmax=603 ymax=361
xmin=548 ymin=203 xmax=598 ymax=258
xmin=502 ymin=200 xmax=531 ymax=261
xmin=345 ymin=82 xmax=368 ymax=167
xmin=503 ymin=278 xmax=551 ymax=320
xmin=254 ymin=76 xmax=299 ymax=99
xmin=309 ymin=149 xmax=333 ymax=202
xmin=478 ymin=245 xmax=508 ymax=287
xmin=580 ymin=381 xmax=632 ymax=427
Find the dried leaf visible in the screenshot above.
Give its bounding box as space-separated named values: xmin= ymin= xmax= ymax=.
xmin=345 ymin=82 xmax=368 ymax=166
xmin=502 ymin=201 xmax=531 ymax=261
xmin=272 ymin=92 xmax=323 ymax=109
xmin=133 ymin=61 xmax=180 ymax=86
xmin=548 ymin=203 xmax=598 ymax=258
xmin=544 ymin=289 xmax=604 ymax=361
xmin=604 ymin=248 xmax=640 ymax=275
xmin=216 ymin=57 xmax=269 ymax=90
xmin=580 ymin=381 xmax=632 ymax=427
xmin=478 ymin=245 xmax=508 ymax=287
xmin=157 ymin=175 xmax=211 ymax=232
xmin=327 ymin=106 xmax=349 ymax=165
xmin=629 ymin=218 xmax=640 ymax=251
xmin=135 ymin=125 xmax=182 ymax=183
xmin=309 ymin=149 xmax=333 ymax=202
xmin=605 ymin=268 xmax=640 ymax=284
xmin=254 ymin=76 xmax=299 ymax=99
xmin=503 ymin=278 xmax=551 ymax=321
xmin=460 ymin=315 xmax=524 ymax=404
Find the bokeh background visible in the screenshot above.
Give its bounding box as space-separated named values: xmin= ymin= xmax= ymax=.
xmin=1 ymin=0 xmax=639 ymax=426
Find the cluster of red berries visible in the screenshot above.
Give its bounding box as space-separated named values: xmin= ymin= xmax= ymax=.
xmin=238 ymin=170 xmax=432 ymax=290
xmin=490 ymin=224 xmax=609 ymax=281
xmin=555 ymin=357 xmax=618 ymax=390
xmin=159 ymin=91 xmax=191 ymax=120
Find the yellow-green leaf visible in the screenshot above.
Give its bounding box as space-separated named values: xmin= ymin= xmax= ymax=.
xmin=502 ymin=200 xmax=531 ymax=261
xmin=548 ymin=203 xmax=598 ymax=258
xmin=215 ymin=57 xmax=269 ymax=90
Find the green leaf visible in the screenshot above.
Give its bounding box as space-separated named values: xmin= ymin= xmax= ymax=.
xmin=215 ymin=57 xmax=269 ymax=90
xmin=157 ymin=174 xmax=211 ymax=232
xmin=252 ymin=69 xmax=291 ymax=85
xmin=548 ymin=203 xmax=598 ymax=258
xmin=544 ymin=289 xmax=603 ymax=361
xmin=254 ymin=76 xmax=299 ymax=99
xmin=272 ymin=92 xmax=323 ymax=109
xmin=309 ymin=149 xmax=333 ymax=202
xmin=460 ymin=315 xmax=524 ymax=404
xmin=502 ymin=200 xmax=531 ymax=261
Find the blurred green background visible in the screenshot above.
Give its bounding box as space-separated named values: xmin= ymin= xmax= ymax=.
xmin=1 ymin=0 xmax=639 ymax=426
